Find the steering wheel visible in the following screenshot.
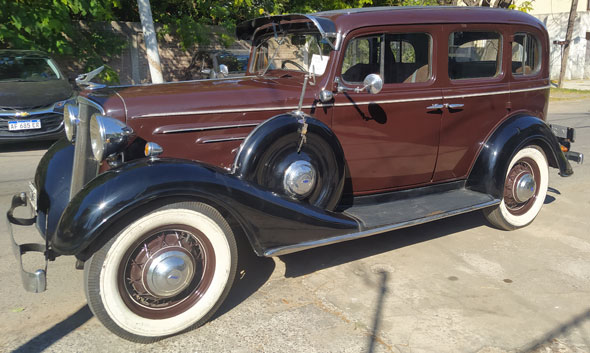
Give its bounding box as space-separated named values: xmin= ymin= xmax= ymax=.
xmin=281 ymin=60 xmax=306 ymax=71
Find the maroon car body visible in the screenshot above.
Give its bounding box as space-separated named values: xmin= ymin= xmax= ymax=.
xmin=6 ymin=6 xmax=582 ymax=342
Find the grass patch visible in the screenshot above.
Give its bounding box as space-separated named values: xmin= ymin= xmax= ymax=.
xmin=550 ymin=87 xmax=590 ymax=101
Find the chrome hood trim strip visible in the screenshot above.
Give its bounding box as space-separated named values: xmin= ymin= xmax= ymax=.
xmin=154 ymin=122 xmax=261 ymax=134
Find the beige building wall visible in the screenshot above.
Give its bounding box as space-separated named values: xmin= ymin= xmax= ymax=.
xmin=513 ymin=0 xmax=590 ymax=80
xmin=519 ymin=0 xmax=589 ymax=15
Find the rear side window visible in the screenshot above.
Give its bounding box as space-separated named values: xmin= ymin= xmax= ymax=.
xmin=448 ymin=31 xmax=502 ymax=80
xmin=385 ymin=33 xmax=431 ymax=84
xmin=512 ymin=33 xmax=541 ymax=75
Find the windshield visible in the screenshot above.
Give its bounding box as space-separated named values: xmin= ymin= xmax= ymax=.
xmin=252 ymin=32 xmax=332 ymax=76
xmin=0 ymin=55 xmax=61 ymax=82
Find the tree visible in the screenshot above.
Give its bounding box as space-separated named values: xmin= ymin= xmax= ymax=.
xmin=0 ymin=0 xmax=127 ymax=82
xmin=558 ymin=0 xmax=579 ymax=87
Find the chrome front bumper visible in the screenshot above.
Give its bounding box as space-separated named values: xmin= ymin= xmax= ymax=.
xmin=5 ymin=192 xmax=47 ymax=293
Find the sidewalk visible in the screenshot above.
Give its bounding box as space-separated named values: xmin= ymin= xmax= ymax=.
xmin=559 ymin=79 xmax=590 ymax=90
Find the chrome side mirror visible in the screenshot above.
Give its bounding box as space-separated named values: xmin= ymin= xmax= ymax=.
xmin=336 ymin=74 xmax=383 ymax=94
xmin=362 ymin=74 xmax=383 ymax=94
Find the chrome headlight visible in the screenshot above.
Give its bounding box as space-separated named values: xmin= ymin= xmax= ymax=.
xmin=63 ymin=104 xmax=79 ymax=142
xmin=90 ymin=114 xmax=134 ymax=161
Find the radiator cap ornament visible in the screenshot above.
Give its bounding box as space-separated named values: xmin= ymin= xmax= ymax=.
xmin=75 ymin=66 xmax=107 ymax=90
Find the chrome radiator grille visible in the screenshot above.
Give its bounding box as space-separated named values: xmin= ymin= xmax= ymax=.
xmin=69 ymin=97 xmax=101 ymax=200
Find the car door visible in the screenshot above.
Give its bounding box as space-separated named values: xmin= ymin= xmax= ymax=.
xmin=331 ymin=25 xmax=443 ymax=194
xmin=434 ymin=24 xmax=512 ymax=181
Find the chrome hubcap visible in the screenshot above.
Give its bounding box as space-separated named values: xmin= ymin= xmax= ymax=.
xmin=283 ymin=160 xmax=316 ymax=198
xmin=145 ymin=250 xmax=194 ymax=298
xmin=512 ymin=172 xmax=536 ymax=203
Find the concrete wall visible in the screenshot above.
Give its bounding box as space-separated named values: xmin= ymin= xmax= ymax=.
xmin=524 ymin=0 xmax=589 ymax=15
xmin=534 ymin=12 xmax=590 ymax=80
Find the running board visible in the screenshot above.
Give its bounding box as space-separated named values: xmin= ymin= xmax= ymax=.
xmin=264 ymin=189 xmax=499 ymax=256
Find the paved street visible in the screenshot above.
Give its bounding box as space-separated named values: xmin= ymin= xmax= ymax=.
xmin=0 ymin=98 xmax=589 ymax=353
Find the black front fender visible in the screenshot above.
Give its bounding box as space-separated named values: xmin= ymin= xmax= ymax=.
xmin=467 ymin=114 xmax=573 ymax=199
xmin=233 ymin=112 xmax=346 ymax=181
xmin=51 ymin=158 xmax=359 ymax=257
xmin=34 ymin=138 xmax=74 ymax=239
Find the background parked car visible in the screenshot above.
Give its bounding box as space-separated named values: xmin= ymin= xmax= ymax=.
xmin=0 ymin=50 xmax=74 ymax=143
xmin=185 ymin=49 xmax=250 ymax=80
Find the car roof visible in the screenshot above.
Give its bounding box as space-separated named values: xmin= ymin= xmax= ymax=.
xmin=314 ymin=6 xmax=545 ymax=34
xmin=238 ymin=6 xmax=546 ymax=42
xmin=0 ymin=49 xmax=51 ymax=58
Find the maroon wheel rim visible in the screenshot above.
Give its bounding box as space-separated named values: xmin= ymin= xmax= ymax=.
xmin=503 ymin=157 xmax=541 ymax=216
xmin=116 ymin=225 xmax=216 ymax=319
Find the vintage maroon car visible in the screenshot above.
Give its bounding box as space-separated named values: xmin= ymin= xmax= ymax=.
xmin=6 ymin=6 xmax=583 ymax=342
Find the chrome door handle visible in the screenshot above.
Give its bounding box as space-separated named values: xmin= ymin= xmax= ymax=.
xmin=426 ymin=104 xmax=444 ymax=110
xmin=447 ymin=103 xmax=464 ymax=109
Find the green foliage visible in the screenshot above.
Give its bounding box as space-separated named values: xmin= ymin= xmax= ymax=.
xmin=0 ymin=0 xmax=126 ymax=83
xmin=509 ymin=0 xmax=535 ymax=13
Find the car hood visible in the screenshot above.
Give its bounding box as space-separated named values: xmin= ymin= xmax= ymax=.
xmin=0 ymin=79 xmax=73 ymax=109
xmin=111 ymin=76 xmax=304 ymax=120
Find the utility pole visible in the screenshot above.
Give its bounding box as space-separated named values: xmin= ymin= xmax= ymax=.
xmin=137 ymin=0 xmax=164 ymax=83
xmin=558 ymin=0 xmax=579 ymax=88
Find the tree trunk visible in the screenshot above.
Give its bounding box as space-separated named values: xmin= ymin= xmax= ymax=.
xmin=462 ymin=0 xmax=479 ymax=6
xmin=137 ymin=0 xmax=164 ymax=83
xmin=559 ymin=0 xmax=579 ymax=88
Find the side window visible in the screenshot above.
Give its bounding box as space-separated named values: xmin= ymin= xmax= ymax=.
xmin=512 ymin=33 xmax=541 ymax=75
xmin=385 ymin=33 xmax=431 ymax=84
xmin=341 ymin=35 xmax=382 ymax=83
xmin=341 ymin=32 xmax=431 ymax=84
xmin=448 ymin=31 xmax=502 ymax=80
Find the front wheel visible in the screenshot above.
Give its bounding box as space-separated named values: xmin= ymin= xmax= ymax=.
xmin=483 ymin=145 xmax=549 ymax=230
xmin=84 ymin=202 xmax=237 ymax=342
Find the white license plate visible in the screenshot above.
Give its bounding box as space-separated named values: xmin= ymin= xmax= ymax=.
xmin=8 ymin=119 xmax=41 ymax=131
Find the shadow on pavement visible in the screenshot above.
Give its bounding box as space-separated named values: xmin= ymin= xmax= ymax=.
xmin=0 ymin=140 xmax=55 ymax=153
xmin=213 ymin=236 xmax=276 ymax=319
xmin=12 ymin=305 xmax=92 ymax=353
xmin=367 ymin=271 xmax=388 ymax=353
xmin=280 ymin=210 xmax=489 ymax=278
xmin=522 ymin=308 xmax=590 ymax=352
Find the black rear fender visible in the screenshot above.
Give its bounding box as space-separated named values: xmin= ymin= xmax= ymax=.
xmin=467 ymin=114 xmax=573 ymax=199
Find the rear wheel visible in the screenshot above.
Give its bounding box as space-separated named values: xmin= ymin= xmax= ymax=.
xmin=84 ymin=202 xmax=237 ymax=342
xmin=483 ymin=146 xmax=548 ymax=230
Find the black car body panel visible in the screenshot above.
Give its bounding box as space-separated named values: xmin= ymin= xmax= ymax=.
xmin=34 ymin=138 xmax=74 ymax=239
xmin=51 ymin=158 xmax=359 ymax=257
xmin=467 ymin=114 xmax=573 ymax=199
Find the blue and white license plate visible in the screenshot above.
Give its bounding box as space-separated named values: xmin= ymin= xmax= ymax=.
xmin=8 ymin=119 xmax=41 ymax=131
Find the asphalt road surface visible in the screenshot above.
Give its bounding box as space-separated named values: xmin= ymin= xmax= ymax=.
xmin=0 ymin=98 xmax=589 ymax=353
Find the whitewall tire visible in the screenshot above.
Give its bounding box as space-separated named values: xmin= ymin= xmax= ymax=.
xmin=84 ymin=202 xmax=237 ymax=342
xmin=484 ymin=146 xmax=549 ymax=230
